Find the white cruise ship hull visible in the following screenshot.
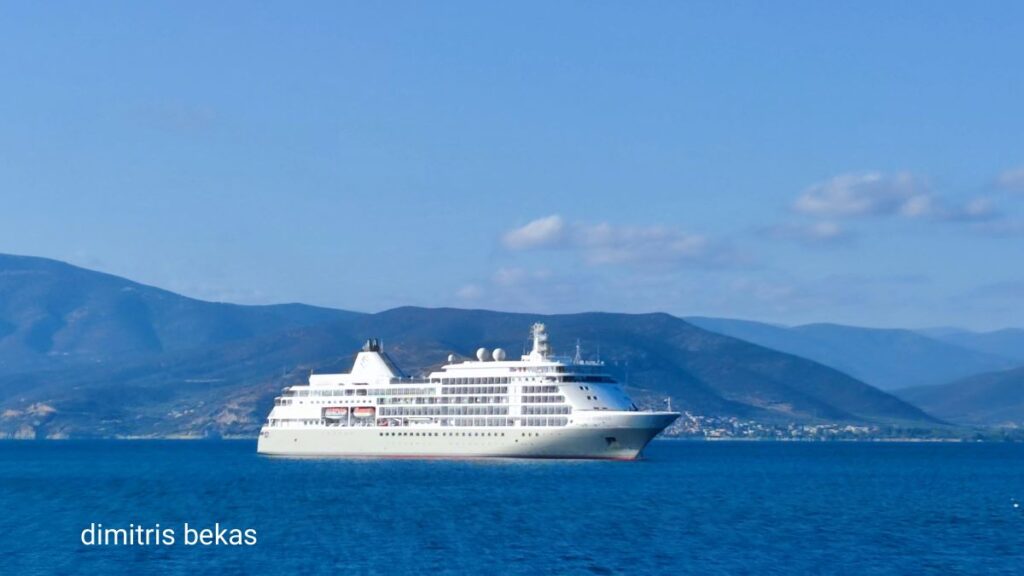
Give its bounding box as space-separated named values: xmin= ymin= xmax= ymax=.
xmin=257 ymin=411 xmax=677 ymax=460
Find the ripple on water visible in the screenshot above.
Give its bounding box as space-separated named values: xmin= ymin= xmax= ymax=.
xmin=0 ymin=440 xmax=1023 ymax=575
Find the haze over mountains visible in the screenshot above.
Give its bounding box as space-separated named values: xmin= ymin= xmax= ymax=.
xmin=0 ymin=253 xmax=1019 ymax=438
xmin=686 ymin=317 xmax=1017 ymax=391
xmin=917 ymin=328 xmax=1024 ymax=364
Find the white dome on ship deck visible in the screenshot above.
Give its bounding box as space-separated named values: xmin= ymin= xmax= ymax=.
xmin=476 ymin=347 xmax=491 ymax=361
xmin=492 ymin=348 xmax=506 ymax=361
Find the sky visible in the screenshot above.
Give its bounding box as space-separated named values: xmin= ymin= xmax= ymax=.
xmin=1 ymin=2 xmax=1022 ymax=330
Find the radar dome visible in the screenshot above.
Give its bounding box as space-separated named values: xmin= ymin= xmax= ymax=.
xmin=492 ymin=348 xmax=507 ymax=361
xmin=476 ymin=347 xmax=491 ymax=361
xmin=447 ymin=353 xmax=457 ymax=363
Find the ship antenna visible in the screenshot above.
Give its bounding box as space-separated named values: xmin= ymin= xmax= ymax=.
xmin=574 ymin=339 xmax=582 ymax=365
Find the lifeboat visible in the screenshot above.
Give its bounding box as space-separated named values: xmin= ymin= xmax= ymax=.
xmin=353 ymin=407 xmax=375 ymax=418
xmin=323 ymin=407 xmax=348 ymax=420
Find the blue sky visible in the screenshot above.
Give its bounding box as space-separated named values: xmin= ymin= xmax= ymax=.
xmin=1 ymin=2 xmax=1022 ymax=329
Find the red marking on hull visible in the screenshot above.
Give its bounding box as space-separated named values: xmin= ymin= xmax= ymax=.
xmin=260 ymin=453 xmax=640 ymax=462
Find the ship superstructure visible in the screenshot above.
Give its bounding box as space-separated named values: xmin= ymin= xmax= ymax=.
xmin=257 ymin=323 xmax=678 ymax=459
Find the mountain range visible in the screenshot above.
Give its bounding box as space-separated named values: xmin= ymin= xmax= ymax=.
xmin=686 ymin=317 xmax=1017 ymax=391
xmin=0 ymin=253 xmax=1019 ymax=438
xmin=916 ymin=328 xmax=1024 ymax=364
xmin=0 ymin=253 xmax=355 ymax=373
xmin=895 ymin=367 xmax=1024 ymax=427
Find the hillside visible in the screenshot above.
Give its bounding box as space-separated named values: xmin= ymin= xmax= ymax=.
xmin=0 ymin=254 xmax=941 ymax=438
xmin=919 ymin=328 xmax=1024 ymax=363
xmin=687 ymin=317 xmax=1015 ymax=391
xmin=357 ymin=308 xmax=936 ymax=427
xmin=895 ymin=367 xmax=1024 ymax=427
xmin=0 ymin=253 xmax=358 ymax=372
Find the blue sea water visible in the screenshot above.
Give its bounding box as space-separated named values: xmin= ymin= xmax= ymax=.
xmin=1 ymin=440 xmax=1022 ymax=575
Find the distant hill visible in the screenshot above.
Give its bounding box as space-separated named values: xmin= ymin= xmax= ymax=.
xmin=0 ymin=254 xmax=941 ymax=438
xmin=918 ymin=328 xmax=1024 ymax=363
xmin=895 ymin=367 xmax=1024 ymax=427
xmin=686 ymin=317 xmax=1015 ymax=391
xmin=355 ymin=307 xmax=938 ymax=426
xmin=0 ymin=253 xmax=358 ymax=372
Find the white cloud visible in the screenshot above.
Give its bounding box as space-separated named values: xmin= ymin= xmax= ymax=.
xmin=762 ymin=220 xmax=854 ymax=245
xmin=939 ymin=197 xmax=1000 ymax=222
xmin=781 ymin=171 xmax=1008 ymax=239
xmin=997 ymin=167 xmax=1024 ymax=192
xmin=492 ymin=267 xmax=526 ymax=287
xmin=502 ymin=215 xmax=565 ymax=250
xmin=501 ymin=217 xmax=734 ymax=268
xmin=455 ymin=284 xmax=484 ymax=300
xmin=793 ymin=172 xmax=932 ymax=218
xmin=574 ymin=223 xmax=716 ymax=265
xmin=900 ymin=194 xmax=934 ymax=217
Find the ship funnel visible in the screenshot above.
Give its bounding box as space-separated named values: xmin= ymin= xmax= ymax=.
xmin=352 ymin=337 xmax=403 ymax=378
xmin=529 ymin=323 xmax=550 ymax=360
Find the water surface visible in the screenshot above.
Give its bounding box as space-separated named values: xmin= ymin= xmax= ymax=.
xmin=1 ymin=440 xmax=1022 ymax=575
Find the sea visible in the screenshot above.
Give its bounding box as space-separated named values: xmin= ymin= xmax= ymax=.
xmin=1 ymin=440 xmax=1022 ymax=575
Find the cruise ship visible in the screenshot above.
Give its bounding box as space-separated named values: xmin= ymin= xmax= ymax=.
xmin=257 ymin=323 xmax=679 ymax=459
